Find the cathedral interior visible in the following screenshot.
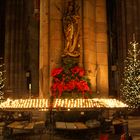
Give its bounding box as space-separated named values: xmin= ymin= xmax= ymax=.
xmin=0 ymin=0 xmax=140 ymax=140
xmin=0 ymin=0 xmax=139 ymax=98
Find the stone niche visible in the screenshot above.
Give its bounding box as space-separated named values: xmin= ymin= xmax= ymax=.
xmin=39 ymin=0 xmax=108 ymax=98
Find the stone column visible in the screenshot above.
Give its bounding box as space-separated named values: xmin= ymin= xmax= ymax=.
xmin=39 ymin=0 xmax=49 ymax=98
xmin=39 ymin=0 xmax=63 ymax=98
xmin=82 ymin=0 xmax=97 ymax=91
xmin=27 ymin=0 xmax=39 ymax=97
xmin=82 ymin=0 xmax=108 ymax=96
xmin=4 ymin=0 xmax=28 ymax=98
xmin=95 ymin=0 xmax=108 ymax=96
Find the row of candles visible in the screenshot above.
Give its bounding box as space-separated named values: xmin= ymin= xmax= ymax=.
xmin=0 ymin=98 xmax=128 ymax=109
xmin=53 ymin=98 xmax=103 ymax=108
xmin=53 ymin=98 xmax=128 ymax=108
xmin=0 ymin=98 xmax=49 ymax=109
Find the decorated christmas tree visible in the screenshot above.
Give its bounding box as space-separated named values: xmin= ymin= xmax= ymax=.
xmin=0 ymin=58 xmax=6 ymax=100
xmin=120 ymin=36 xmax=140 ymax=109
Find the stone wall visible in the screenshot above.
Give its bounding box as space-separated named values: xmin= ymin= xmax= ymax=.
xmin=39 ymin=0 xmax=109 ymax=98
xmin=4 ymin=0 xmax=39 ymax=98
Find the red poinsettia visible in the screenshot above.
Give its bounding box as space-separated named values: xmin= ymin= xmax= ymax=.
xmin=71 ymin=66 xmax=85 ymax=77
xmin=51 ymin=65 xmax=92 ymax=98
xmin=76 ymin=80 xmax=90 ymax=92
xmin=51 ymin=67 xmax=63 ymax=77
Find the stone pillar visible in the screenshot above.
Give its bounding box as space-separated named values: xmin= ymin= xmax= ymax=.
xmin=95 ymin=0 xmax=108 ymax=96
xmin=39 ymin=0 xmax=63 ymax=98
xmin=27 ymin=0 xmax=39 ymax=97
xmin=39 ymin=0 xmax=49 ymax=98
xmin=4 ymin=0 xmax=28 ymax=98
xmin=49 ymin=0 xmax=63 ymax=94
xmin=82 ymin=0 xmax=97 ymax=91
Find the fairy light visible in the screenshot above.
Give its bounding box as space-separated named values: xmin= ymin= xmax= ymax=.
xmin=0 ymin=58 xmax=6 ymax=99
xmin=120 ymin=34 xmax=140 ymax=109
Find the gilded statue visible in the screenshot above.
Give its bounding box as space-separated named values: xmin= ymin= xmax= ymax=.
xmin=62 ymin=1 xmax=80 ymax=57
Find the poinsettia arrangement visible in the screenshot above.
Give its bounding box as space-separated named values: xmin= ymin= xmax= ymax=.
xmin=51 ymin=65 xmax=93 ymax=98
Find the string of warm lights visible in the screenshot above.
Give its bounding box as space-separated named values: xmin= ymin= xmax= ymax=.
xmin=0 ymin=98 xmax=128 ymax=110
xmin=0 ymin=59 xmax=6 ymax=99
xmin=120 ymin=35 xmax=140 ymax=109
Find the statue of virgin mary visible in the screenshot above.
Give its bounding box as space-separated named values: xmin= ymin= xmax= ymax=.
xmin=62 ymin=1 xmax=80 ymax=57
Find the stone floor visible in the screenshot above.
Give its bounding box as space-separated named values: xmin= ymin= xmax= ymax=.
xmin=128 ymin=116 xmax=140 ymax=140
xmin=0 ymin=116 xmax=139 ymax=140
